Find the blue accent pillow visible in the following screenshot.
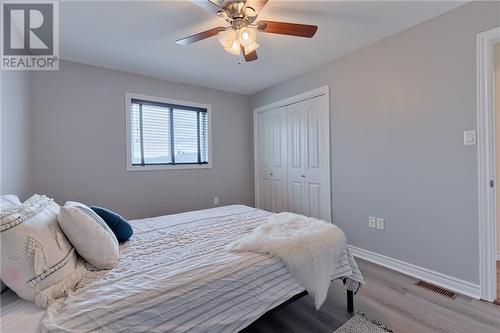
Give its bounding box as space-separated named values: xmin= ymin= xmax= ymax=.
xmin=90 ymin=206 xmax=133 ymax=242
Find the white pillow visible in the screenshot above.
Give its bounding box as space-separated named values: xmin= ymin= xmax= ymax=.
xmin=0 ymin=194 xmax=22 ymax=210
xmin=0 ymin=195 xmax=22 ymax=293
xmin=0 ymin=195 xmax=78 ymax=301
xmin=58 ymin=201 xmax=119 ymax=269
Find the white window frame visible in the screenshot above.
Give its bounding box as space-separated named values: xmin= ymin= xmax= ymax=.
xmin=125 ymin=92 xmax=212 ymax=171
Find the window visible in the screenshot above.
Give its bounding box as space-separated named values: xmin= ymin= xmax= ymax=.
xmin=126 ymin=93 xmax=211 ymax=171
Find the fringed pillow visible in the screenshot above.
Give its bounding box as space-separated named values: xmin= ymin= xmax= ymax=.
xmin=0 ymin=195 xmax=78 ymax=302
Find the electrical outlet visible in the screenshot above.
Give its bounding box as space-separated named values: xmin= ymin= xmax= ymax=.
xmin=214 ymin=197 xmax=219 ymax=205
xmin=376 ymin=218 xmax=385 ymax=230
xmin=369 ymin=216 xmax=376 ymax=228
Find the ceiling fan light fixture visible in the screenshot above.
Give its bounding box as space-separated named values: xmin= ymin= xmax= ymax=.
xmin=217 ymin=28 xmax=236 ymax=49
xmin=224 ymin=38 xmax=241 ymax=55
xmin=179 ymin=0 xmax=318 ymax=62
xmin=239 ymin=27 xmax=256 ymax=47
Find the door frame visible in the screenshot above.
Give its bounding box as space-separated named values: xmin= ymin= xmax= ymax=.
xmin=253 ymin=85 xmax=331 ymax=219
xmin=477 ymin=26 xmax=500 ymax=302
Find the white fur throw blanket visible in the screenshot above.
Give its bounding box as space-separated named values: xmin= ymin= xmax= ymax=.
xmin=227 ymin=212 xmax=347 ymax=309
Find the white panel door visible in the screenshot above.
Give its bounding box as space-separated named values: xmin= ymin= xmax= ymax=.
xmin=286 ymin=101 xmax=307 ymax=215
xmin=269 ymin=107 xmax=288 ymax=212
xmin=286 ymin=95 xmax=331 ymax=221
xmin=257 ymin=111 xmax=272 ymax=211
xmin=257 ymin=107 xmax=288 ymax=213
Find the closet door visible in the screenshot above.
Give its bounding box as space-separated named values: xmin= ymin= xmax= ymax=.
xmin=286 ymin=101 xmax=307 ymax=215
xmin=257 ymin=107 xmax=287 ymax=213
xmin=268 ymin=107 xmax=288 ymax=212
xmin=287 ymin=95 xmax=331 ymax=221
xmin=257 ymin=111 xmax=272 ymax=211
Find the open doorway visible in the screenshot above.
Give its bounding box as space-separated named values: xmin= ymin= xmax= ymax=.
xmin=495 ymin=42 xmax=500 ymax=303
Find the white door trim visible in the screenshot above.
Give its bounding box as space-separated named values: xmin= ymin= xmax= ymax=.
xmin=477 ymin=26 xmax=500 ymax=302
xmin=253 ymin=86 xmax=331 ymax=219
xmin=253 ymin=86 xmax=329 ymax=114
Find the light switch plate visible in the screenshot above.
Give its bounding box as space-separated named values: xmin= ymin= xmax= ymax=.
xmin=376 ymin=218 xmax=385 ymax=230
xmin=463 ymin=130 xmax=476 ymax=145
xmin=369 ymin=216 xmax=376 ymax=228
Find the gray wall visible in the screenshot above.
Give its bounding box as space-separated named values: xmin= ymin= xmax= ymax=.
xmin=31 ymin=61 xmax=253 ymax=219
xmin=250 ymin=2 xmax=500 ymax=284
xmin=1 ymin=71 xmax=32 ymax=199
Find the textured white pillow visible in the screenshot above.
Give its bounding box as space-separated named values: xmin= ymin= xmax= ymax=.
xmin=0 ymin=195 xmax=22 ymax=293
xmin=58 ymin=201 xmax=119 ymax=269
xmin=0 ymin=194 xmax=22 ymax=210
xmin=0 ymin=195 xmax=78 ymax=301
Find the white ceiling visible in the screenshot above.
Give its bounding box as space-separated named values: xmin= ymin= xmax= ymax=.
xmin=60 ymin=1 xmax=465 ymax=95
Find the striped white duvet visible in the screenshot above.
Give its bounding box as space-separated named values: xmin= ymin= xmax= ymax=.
xmin=42 ymin=205 xmax=364 ymax=333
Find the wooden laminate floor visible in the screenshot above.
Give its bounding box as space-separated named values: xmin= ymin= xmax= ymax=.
xmin=242 ymin=259 xmax=500 ymax=333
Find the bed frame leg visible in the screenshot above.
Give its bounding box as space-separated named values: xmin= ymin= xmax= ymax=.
xmin=346 ymin=290 xmax=354 ymax=313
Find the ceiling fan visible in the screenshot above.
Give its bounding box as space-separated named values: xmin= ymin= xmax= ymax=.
xmin=176 ymin=0 xmax=318 ymax=62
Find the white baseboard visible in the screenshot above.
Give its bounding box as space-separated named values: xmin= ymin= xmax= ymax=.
xmin=497 ymin=252 xmax=500 ymax=261
xmin=348 ymin=245 xmax=481 ymax=299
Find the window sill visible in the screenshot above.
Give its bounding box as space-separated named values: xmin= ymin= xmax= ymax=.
xmin=126 ymin=163 xmax=212 ymax=172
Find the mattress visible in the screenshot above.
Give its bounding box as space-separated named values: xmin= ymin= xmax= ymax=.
xmin=4 ymin=205 xmax=364 ymax=333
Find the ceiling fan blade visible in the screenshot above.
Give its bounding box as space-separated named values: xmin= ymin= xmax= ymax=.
xmin=257 ymin=20 xmax=318 ymax=38
xmin=191 ymin=0 xmax=224 ymax=15
xmin=176 ymin=27 xmax=226 ymax=46
xmin=243 ymin=49 xmax=258 ymax=62
xmin=240 ymin=44 xmax=258 ymax=62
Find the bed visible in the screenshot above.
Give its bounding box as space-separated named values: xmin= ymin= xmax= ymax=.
xmin=1 ymin=205 xmax=364 ymax=332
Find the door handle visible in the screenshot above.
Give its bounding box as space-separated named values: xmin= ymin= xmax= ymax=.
xmin=270 ymin=172 xmax=274 ymax=176
xmin=301 ymin=175 xmax=306 ymax=178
